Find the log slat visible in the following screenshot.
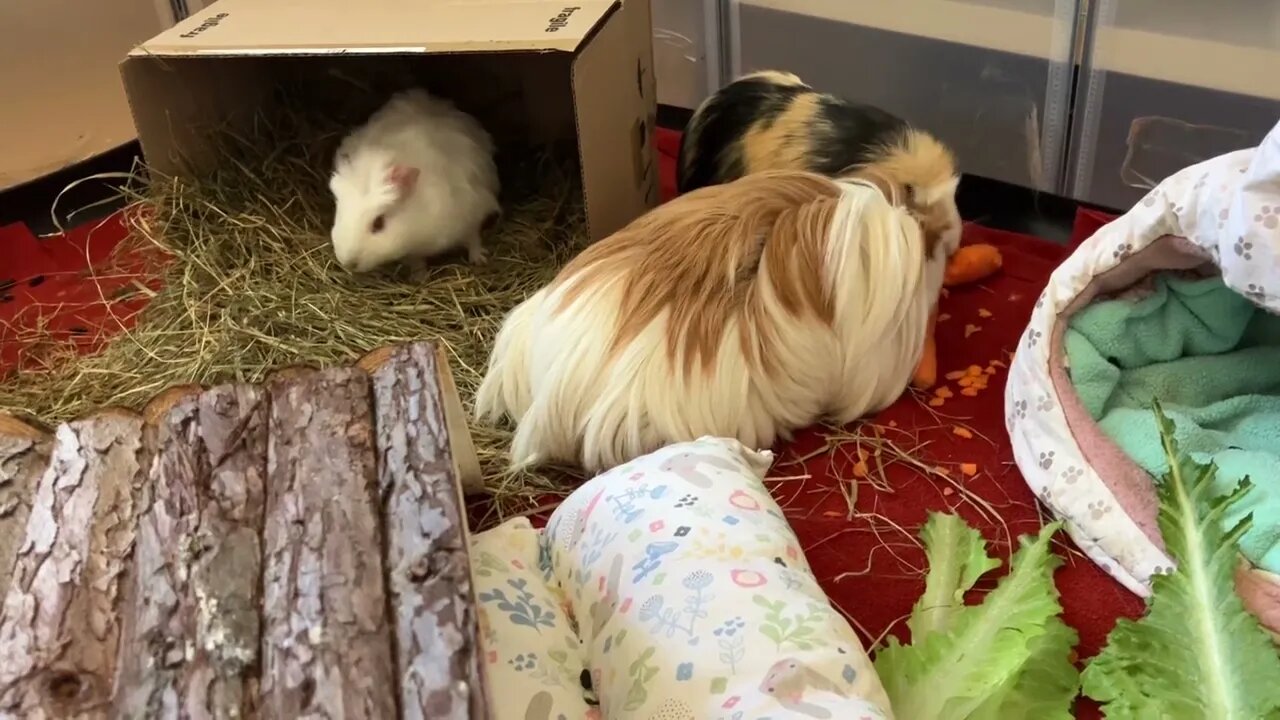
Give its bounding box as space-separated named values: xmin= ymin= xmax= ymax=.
xmin=0 ymin=411 xmax=147 ymax=718
xmin=0 ymin=416 xmax=51 ymax=602
xmin=114 ymin=385 xmax=268 ymax=720
xmin=261 ymin=367 xmax=397 ymax=719
xmin=0 ymin=342 xmax=485 ymax=718
xmin=366 ymin=342 xmax=487 ymax=720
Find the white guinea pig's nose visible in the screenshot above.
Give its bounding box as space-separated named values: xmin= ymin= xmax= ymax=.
xmin=332 ymin=245 xmax=362 ymax=272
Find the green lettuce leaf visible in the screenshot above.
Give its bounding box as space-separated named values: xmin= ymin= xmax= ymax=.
xmin=969 ymin=619 xmax=1079 ymax=720
xmin=875 ymin=516 xmax=1077 ymax=719
xmin=1081 ymin=400 xmax=1280 ymax=719
xmin=906 ymin=512 xmax=1003 ymax=639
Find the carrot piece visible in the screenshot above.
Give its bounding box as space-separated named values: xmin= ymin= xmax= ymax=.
xmin=929 ymin=397 xmax=946 ymax=407
xmin=944 ymin=370 xmax=967 ymax=381
xmin=953 ymin=426 xmax=974 ymax=439
xmin=889 ymin=420 xmax=898 ymax=427
xmin=853 ymin=460 xmax=869 ymax=478
xmin=911 ymin=305 xmax=940 ymax=389
xmin=943 ymin=244 xmax=1004 ymax=286
xmin=935 ymin=386 xmax=954 ymax=399
xmin=961 ymin=387 xmax=979 ymax=397
xmin=938 ymin=313 xmax=952 ymax=322
xmin=942 ymin=487 xmax=955 ymax=497
xmin=978 ymin=308 xmax=993 ymax=318
xmin=960 ymin=463 xmax=978 ymax=477
xmin=966 ymin=365 xmax=983 ymax=376
xmin=964 ymin=324 xmax=981 ymax=338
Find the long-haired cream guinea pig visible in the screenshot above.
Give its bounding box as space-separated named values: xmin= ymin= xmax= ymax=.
xmin=474 ymin=168 xmax=955 ymax=473
xmin=328 ymin=88 xmax=500 ymax=273
xmin=678 ymin=70 xmax=960 ymax=244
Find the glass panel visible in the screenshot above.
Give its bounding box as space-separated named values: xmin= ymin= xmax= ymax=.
xmin=1068 ymin=0 xmax=1280 ymax=209
xmin=727 ymin=0 xmax=1079 ymax=191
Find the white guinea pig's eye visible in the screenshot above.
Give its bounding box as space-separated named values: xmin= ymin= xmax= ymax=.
xmin=371 ymin=215 xmax=386 ymax=233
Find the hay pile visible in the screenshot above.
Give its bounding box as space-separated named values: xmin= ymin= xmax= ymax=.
xmin=0 ymin=107 xmax=589 ymax=517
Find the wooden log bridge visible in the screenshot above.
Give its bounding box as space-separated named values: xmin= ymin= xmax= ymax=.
xmin=0 ymin=342 xmax=488 ymax=719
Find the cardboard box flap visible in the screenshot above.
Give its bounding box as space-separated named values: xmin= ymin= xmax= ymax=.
xmin=132 ymin=0 xmax=617 ymax=55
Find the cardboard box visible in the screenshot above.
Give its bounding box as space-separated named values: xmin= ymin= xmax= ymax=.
xmin=120 ymin=0 xmax=658 ymax=241
xmin=0 ymin=0 xmax=180 ymax=192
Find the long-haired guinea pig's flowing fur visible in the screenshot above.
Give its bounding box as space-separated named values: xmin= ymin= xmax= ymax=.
xmin=475 ymin=169 xmax=949 ymax=473
xmin=678 ymin=70 xmax=962 ymax=257
xmin=328 ymin=88 xmax=500 ymax=273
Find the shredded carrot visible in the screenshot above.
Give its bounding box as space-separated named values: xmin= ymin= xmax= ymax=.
xmin=952 ymin=426 xmax=974 ymax=439
xmin=977 ymin=308 xmax=993 ymax=318
xmin=983 ymin=366 xmax=997 ymax=375
xmin=823 ymin=510 xmax=843 ymax=518
xmin=911 ymin=304 xmax=939 ymax=389
xmin=991 ymin=359 xmax=1008 ymax=368
xmin=960 ymin=463 xmax=978 ymax=477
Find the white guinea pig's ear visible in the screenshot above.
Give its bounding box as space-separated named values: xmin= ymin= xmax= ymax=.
xmin=385 ymin=165 xmax=420 ymax=198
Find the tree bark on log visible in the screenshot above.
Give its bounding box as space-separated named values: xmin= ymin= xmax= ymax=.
xmin=363 ymin=342 xmax=487 ymax=720
xmin=0 ymin=410 xmax=146 ymax=718
xmin=114 ymin=385 xmax=268 ymax=720
xmin=260 ymin=367 xmax=397 ymax=720
xmin=0 ymin=416 xmax=51 ymax=603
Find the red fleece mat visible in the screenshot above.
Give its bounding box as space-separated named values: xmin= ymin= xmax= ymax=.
xmin=1 ymin=135 xmax=1141 ymax=717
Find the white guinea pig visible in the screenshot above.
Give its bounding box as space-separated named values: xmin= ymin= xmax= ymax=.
xmin=328 ymin=88 xmax=501 ymax=273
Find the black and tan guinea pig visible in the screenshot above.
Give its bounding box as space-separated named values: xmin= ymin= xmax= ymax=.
xmin=677 ymin=70 xmax=962 ymax=259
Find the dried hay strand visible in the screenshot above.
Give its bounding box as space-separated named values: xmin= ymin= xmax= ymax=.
xmin=0 ymin=103 xmax=589 ymax=518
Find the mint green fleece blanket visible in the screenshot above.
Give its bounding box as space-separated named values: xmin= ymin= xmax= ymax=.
xmin=1065 ymin=273 xmax=1280 ymax=573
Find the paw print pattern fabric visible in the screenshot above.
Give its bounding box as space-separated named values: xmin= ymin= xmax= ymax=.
xmin=474 ymin=437 xmax=893 ymax=720
xmin=1006 ymin=118 xmax=1280 ymax=600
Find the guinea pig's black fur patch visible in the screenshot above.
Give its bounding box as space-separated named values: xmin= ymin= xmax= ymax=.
xmin=677 ymin=73 xmax=911 ymax=194
xmin=677 ymin=76 xmax=807 ymax=193
xmin=807 ymin=95 xmax=908 ymax=176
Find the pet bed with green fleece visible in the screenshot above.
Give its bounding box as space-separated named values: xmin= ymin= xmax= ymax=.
xmin=1006 ymin=118 xmax=1280 ymax=636
xmin=1067 ymin=273 xmax=1280 ymax=573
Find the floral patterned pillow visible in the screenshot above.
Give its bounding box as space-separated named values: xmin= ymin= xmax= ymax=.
xmin=538 ymin=437 xmax=893 ymax=720
xmin=472 ymin=516 xmax=595 ymax=720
